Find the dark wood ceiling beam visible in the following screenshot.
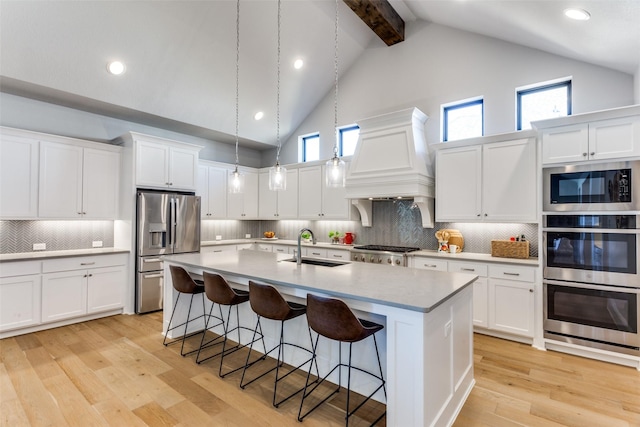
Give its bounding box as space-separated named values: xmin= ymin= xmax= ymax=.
xmin=343 ymin=0 xmax=405 ymax=46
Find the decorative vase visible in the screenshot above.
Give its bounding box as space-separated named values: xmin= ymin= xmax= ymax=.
xmin=344 ymin=232 xmax=354 ymax=245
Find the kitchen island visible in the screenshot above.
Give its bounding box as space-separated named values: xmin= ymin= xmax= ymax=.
xmin=163 ymin=249 xmax=477 ymax=427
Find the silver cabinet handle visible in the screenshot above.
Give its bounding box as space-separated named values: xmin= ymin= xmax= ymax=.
xmin=144 ymin=273 xmax=163 ymax=279
xmin=311 ymin=252 xmax=321 ymax=256
xmin=424 ymin=264 xmax=437 ymax=268
xmin=80 ymin=262 xmax=95 ymax=266
xmin=503 ymin=272 xmax=520 ymax=276
xmin=590 ymin=152 xmax=595 ymax=156
xmin=332 ymin=254 xmax=342 ymax=258
xmin=529 ymin=289 xmax=534 ymax=293
xmin=144 ymin=258 xmax=162 ymax=263
xmin=213 ymin=250 xmax=222 ymax=253
xmin=582 ymin=152 xmax=588 ymax=157
xmin=461 ymin=268 xmax=475 ymax=272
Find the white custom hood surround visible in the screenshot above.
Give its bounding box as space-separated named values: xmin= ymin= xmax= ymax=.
xmin=345 ymin=107 xmax=435 ymax=228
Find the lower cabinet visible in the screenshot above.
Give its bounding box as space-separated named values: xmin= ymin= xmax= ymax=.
xmin=413 ymin=256 xmax=536 ymax=340
xmin=0 ymin=270 xmax=41 ymax=332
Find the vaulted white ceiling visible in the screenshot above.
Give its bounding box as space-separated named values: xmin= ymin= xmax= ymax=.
xmin=1 ymin=0 xmax=638 ymax=151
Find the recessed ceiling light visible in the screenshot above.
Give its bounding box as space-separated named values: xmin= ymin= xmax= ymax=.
xmin=564 ymin=8 xmax=590 ymax=21
xmin=293 ymin=59 xmax=304 ymax=69
xmin=254 ymin=111 xmax=264 ymax=120
xmin=107 ymin=61 xmax=126 ymax=75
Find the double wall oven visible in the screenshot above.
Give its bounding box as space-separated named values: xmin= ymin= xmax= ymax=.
xmin=542 ymin=160 xmax=640 ymax=355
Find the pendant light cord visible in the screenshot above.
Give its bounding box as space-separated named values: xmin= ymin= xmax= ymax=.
xmin=275 ymin=0 xmax=282 ymax=164
xmin=234 ymin=0 xmax=240 ymax=167
xmin=333 ymin=0 xmax=339 ymax=157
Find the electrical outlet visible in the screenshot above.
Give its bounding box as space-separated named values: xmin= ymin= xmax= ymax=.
xmin=245 ymin=234 xmax=251 ymax=239
xmin=33 ymin=243 xmax=46 ymax=251
xmin=216 ymin=235 xmax=222 ymax=241
xmin=92 ymin=241 xmax=103 ymax=248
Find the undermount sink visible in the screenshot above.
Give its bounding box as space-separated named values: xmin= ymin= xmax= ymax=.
xmin=283 ymin=257 xmax=349 ymax=267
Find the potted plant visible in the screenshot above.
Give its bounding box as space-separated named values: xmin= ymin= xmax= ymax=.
xmin=328 ymin=231 xmax=341 ymax=244
xmin=301 ymin=231 xmax=311 ymax=243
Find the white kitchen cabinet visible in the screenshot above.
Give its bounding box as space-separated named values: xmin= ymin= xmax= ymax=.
xmin=488 ymin=264 xmax=535 ymax=337
xmin=197 ymin=163 xmax=227 ymax=219
xmin=411 ymin=257 xmax=448 ymax=272
xmin=272 ymin=245 xmax=293 ymax=255
xmin=436 ymin=138 xmax=536 ymax=223
xmin=0 ymin=132 xmax=39 ymax=219
xmin=41 ymin=254 xmax=127 ymax=323
xmin=326 ymin=248 xmax=350 ymax=260
xmin=542 ymin=116 xmax=640 ymax=164
xmin=258 ymin=169 xmax=298 ymax=219
xmin=201 ymin=244 xmax=238 ymax=254
xmin=448 ymin=260 xmax=489 ymax=328
xmin=39 ymin=141 xmax=120 ymax=219
xmin=228 ymin=170 xmax=258 ymax=219
xmin=135 ymin=138 xmax=200 ymax=190
xmin=298 ymin=165 xmax=352 ymax=220
xmin=0 ymin=261 xmax=42 ymax=332
xmin=303 ymin=247 xmax=328 ymax=258
xmin=254 ymin=243 xmax=272 ymax=252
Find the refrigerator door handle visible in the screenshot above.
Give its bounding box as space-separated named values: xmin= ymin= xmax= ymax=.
xmin=170 ymin=197 xmax=177 ymax=248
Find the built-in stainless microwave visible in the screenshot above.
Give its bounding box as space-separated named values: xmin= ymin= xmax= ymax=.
xmin=543 ymin=160 xmax=639 ymax=212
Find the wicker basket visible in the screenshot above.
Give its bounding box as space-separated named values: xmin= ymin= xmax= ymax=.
xmin=491 ymin=240 xmax=530 ymax=259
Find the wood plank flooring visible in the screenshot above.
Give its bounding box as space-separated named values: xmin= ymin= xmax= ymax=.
xmin=1 ymin=313 xmax=639 ymax=426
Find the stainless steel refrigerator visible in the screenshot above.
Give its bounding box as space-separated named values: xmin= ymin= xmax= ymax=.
xmin=136 ymin=191 xmax=201 ymax=313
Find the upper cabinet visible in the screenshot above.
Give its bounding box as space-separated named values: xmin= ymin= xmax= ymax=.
xmin=258 ymin=169 xmax=298 ymax=219
xmin=0 ymin=131 xmax=39 ymax=219
xmin=39 ymin=141 xmax=120 ymax=219
xmin=538 ymin=109 xmax=640 ymax=165
xmin=197 ymin=163 xmax=228 ymax=219
xmin=135 ymin=137 xmax=200 ymax=191
xmin=298 ymin=165 xmax=353 ymax=220
xmin=227 ymin=170 xmax=259 ymax=219
xmin=436 ymin=136 xmax=537 ymax=223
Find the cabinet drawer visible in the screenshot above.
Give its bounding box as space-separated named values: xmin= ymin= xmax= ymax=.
xmin=0 ymin=260 xmax=41 ymax=277
xmin=488 ymin=264 xmax=535 ymax=283
xmin=305 ymin=248 xmax=328 ymax=258
xmin=326 ymin=249 xmax=349 ymax=260
xmin=272 ymin=245 xmax=290 ymax=254
xmin=412 ymin=257 xmax=448 ymax=271
xmin=448 ymin=261 xmax=488 ymax=277
xmin=43 ymin=254 xmax=126 ymax=273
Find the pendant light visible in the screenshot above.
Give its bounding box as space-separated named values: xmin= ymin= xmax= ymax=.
xmin=269 ymin=0 xmax=287 ymax=191
xmin=229 ymin=0 xmax=244 ymax=194
xmin=325 ymin=0 xmax=345 ymax=188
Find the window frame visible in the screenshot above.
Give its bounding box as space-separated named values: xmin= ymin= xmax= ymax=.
xmin=516 ymin=79 xmax=572 ymax=130
xmin=442 ymin=98 xmax=484 ymax=142
xmin=300 ymin=132 xmax=320 ymax=162
xmin=338 ymin=124 xmax=359 ymax=156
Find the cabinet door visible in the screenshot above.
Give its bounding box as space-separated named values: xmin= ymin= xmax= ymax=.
xmin=277 ymin=169 xmax=299 ymax=219
xmin=472 ymin=277 xmax=488 ymax=328
xmin=482 ymin=139 xmax=536 ymax=222
xmin=272 ymin=245 xmax=292 ymax=255
xmin=0 ymin=135 xmax=39 ymax=218
xmin=229 ymin=171 xmax=258 ymax=219
xmin=42 ymin=270 xmax=87 ymax=322
xmin=87 ymin=266 xmax=125 ymax=313
xmin=326 ymin=249 xmax=350 ymax=260
xmin=589 ymin=116 xmax=640 ymax=161
xmin=258 ymin=171 xmax=278 ymax=219
xmin=0 ymin=274 xmax=41 ymax=331
xmin=489 ymin=278 xmax=534 ymax=337
xmin=82 ymin=148 xmax=120 ymax=219
xmin=136 ymin=140 xmax=169 ymax=188
xmin=198 ymin=165 xmax=228 ymax=219
xmin=411 ymin=257 xmax=448 ymax=271
xmin=304 ymin=247 xmax=328 ymax=258
xmin=541 ymin=124 xmax=589 ymax=164
xmin=39 ymin=141 xmax=83 ymax=218
xmin=197 ymin=165 xmax=210 ymax=218
xmin=435 ymin=146 xmax=481 ymax=221
xmin=321 ymin=165 xmax=351 ymax=219
xmin=168 ymin=146 xmax=199 ymax=190
xmin=299 ymin=166 xmax=323 ymax=219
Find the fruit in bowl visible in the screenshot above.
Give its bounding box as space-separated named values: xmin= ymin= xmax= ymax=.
xmin=264 ymin=231 xmax=275 ymax=238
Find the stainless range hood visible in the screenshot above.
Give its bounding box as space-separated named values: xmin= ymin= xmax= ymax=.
xmin=345 ymin=107 xmax=435 ymax=228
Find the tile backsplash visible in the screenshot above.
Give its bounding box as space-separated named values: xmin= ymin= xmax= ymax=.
xmin=2 ymin=200 xmax=538 ymax=256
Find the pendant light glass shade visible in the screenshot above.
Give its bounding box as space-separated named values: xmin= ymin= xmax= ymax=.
xmin=325 ymin=153 xmax=345 ymax=188
xmin=229 ymin=166 xmax=244 ymax=194
xmin=268 ymin=162 xmax=287 ymax=191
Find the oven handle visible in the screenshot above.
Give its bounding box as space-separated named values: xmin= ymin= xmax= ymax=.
xmin=543 ymin=279 xmax=640 ymax=293
xmin=542 ymin=227 xmax=639 ymax=234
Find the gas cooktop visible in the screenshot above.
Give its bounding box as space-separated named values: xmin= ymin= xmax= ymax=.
xmin=352 ymin=245 xmax=421 ymax=253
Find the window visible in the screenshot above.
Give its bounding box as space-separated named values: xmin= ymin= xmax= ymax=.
xmin=443 ymin=99 xmax=483 ymax=142
xmin=339 ymin=125 xmax=359 ymax=156
xmin=301 ymin=133 xmax=320 ymax=162
xmin=517 ymin=80 xmax=571 ymax=130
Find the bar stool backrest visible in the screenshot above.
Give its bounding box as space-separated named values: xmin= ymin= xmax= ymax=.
xmin=306 ymin=294 xmax=367 ymax=343
xmin=203 ymin=272 xmax=239 ymax=305
xmin=169 ymin=265 xmax=200 ymax=294
xmin=248 ymin=281 xmax=291 ymax=321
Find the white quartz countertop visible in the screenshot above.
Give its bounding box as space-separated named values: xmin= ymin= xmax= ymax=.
xmin=164 ymin=250 xmax=477 ymax=313
xmin=0 ymin=248 xmax=130 ymax=262
xmin=411 ymin=250 xmax=539 ymax=266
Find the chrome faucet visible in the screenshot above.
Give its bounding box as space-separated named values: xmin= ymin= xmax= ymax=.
xmin=297 ymin=228 xmax=316 ymax=265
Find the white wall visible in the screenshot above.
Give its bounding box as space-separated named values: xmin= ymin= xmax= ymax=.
xmin=274 ymin=22 xmax=635 ymax=165
xmin=635 ymin=63 xmax=640 ymax=104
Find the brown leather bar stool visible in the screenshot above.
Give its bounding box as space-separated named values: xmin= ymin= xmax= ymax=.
xmin=239 ymin=281 xmax=318 ymax=407
xmin=163 ymin=265 xmax=207 ymax=356
xmin=196 ymin=271 xmax=256 ymax=378
xmin=298 ymin=294 xmax=387 ymax=426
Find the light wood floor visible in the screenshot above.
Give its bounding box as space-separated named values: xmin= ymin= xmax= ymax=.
xmin=1 ymin=313 xmax=638 ymax=426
